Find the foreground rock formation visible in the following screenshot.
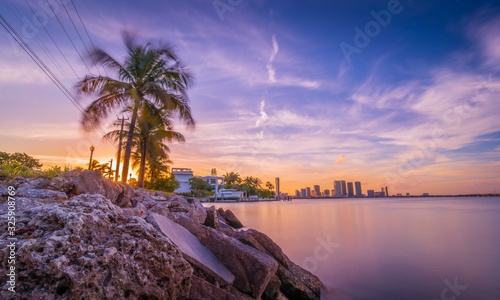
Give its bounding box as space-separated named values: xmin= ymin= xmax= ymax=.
xmin=0 ymin=171 xmax=324 ymax=299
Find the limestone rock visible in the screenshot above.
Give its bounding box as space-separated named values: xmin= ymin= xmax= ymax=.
xmin=223 ymin=209 xmax=244 ymax=229
xmin=204 ymin=206 xmax=221 ymax=230
xmin=176 ymin=215 xmax=278 ymax=298
xmin=188 ymin=275 xmax=254 ymax=300
xmin=16 ymin=188 xmax=67 ymax=203
xmin=188 ymin=201 xmax=207 ymax=224
xmin=52 ymin=170 xmax=131 ymax=207
xmin=0 ymin=194 xmax=192 ymax=299
xmin=148 ymin=213 xmax=234 ymax=285
xmin=235 ymin=229 xmax=323 ymax=300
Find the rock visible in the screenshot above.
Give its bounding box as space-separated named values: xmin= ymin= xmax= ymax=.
xmin=217 ymin=207 xmax=225 ymax=217
xmin=188 ymin=275 xmax=254 ymax=300
xmin=148 ymin=213 xmax=234 ymax=285
xmin=223 ymin=209 xmax=244 ymax=229
xmin=204 ymin=206 xmax=221 ymax=230
xmin=47 ymin=176 xmax=74 ymax=193
xmin=16 ymin=188 xmax=68 ymax=203
xmin=17 ymin=177 xmax=50 ymax=190
xmin=116 ymin=182 xmax=133 ymax=207
xmin=235 ymin=229 xmax=323 ymax=299
xmin=263 ymin=275 xmax=285 ymax=300
xmin=176 ymin=215 xmax=278 ymax=298
xmin=188 ymin=201 xmax=207 ymax=224
xmin=0 ymin=194 xmax=193 ymax=299
xmin=56 ymin=170 xmax=131 ymax=207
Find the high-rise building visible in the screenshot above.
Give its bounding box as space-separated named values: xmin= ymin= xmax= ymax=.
xmin=355 ymin=181 xmax=362 ymax=198
xmin=295 ymin=190 xmax=300 ymax=197
xmin=367 ymin=189 xmax=375 ymax=198
xmin=347 ymin=182 xmax=354 ymax=197
xmin=324 ymin=189 xmax=330 ymax=197
xmin=341 ymin=181 xmax=347 ymax=197
xmin=314 ymin=185 xmax=321 ymax=197
xmin=301 ymin=188 xmax=307 ymax=199
xmin=334 ymin=181 xmax=342 ymax=197
xmin=385 ymin=186 xmax=389 ymax=197
xmin=275 ymin=177 xmax=280 ymax=200
xmin=380 ymin=187 xmax=386 ymax=197
xmin=306 ymin=187 xmax=311 ymax=198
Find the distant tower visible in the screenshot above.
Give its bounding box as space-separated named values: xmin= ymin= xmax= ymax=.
xmin=381 ymin=187 xmax=385 ymax=197
xmin=275 ymin=177 xmax=280 ymax=200
xmin=306 ymin=187 xmax=311 ymax=198
xmin=355 ymin=181 xmax=362 ymax=198
xmin=301 ymin=188 xmax=307 ymax=198
xmin=347 ymin=182 xmax=354 ymax=197
xmin=314 ymin=185 xmax=321 ymax=197
xmin=385 ymin=186 xmax=389 ymax=197
xmin=341 ymin=181 xmax=347 ymax=197
xmin=334 ymin=181 xmax=342 ymax=197
xmin=367 ymin=189 xmax=375 ymax=198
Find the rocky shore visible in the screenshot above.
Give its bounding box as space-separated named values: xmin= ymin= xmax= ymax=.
xmin=0 ymin=170 xmax=324 ymax=299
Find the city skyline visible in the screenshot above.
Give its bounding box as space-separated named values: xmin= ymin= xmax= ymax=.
xmin=0 ymin=1 xmax=499 ymax=195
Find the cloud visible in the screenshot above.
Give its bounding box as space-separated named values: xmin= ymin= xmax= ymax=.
xmin=336 ymin=154 xmax=347 ymax=163
xmin=255 ymin=97 xmax=268 ymax=127
xmin=266 ymin=34 xmax=279 ymax=83
xmin=467 ymin=13 xmax=500 ymax=69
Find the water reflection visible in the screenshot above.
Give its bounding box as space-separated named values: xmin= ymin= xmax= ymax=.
xmin=210 ymin=197 xmax=500 ymax=300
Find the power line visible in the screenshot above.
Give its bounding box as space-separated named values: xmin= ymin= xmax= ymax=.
xmin=4 ymin=0 xmax=73 ymax=86
xmin=45 ymin=0 xmax=93 ymax=75
xmin=60 ymin=0 xmax=102 ymax=76
xmin=23 ymin=0 xmax=81 ymax=79
xmin=0 ymin=14 xmax=118 ymax=149
xmin=70 ymin=0 xmax=109 ymax=77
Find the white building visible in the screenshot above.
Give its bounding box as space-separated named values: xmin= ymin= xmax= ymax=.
xmin=172 ymin=168 xmax=194 ymax=194
xmin=200 ymin=176 xmax=224 ymax=192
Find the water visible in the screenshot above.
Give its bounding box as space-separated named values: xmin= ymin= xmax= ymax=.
xmin=208 ymin=197 xmax=500 ymax=300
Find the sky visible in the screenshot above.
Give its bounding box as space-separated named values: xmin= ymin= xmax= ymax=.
xmin=0 ymin=0 xmax=499 ymax=195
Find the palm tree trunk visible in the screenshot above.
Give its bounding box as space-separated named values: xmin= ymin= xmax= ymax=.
xmin=137 ymin=141 xmax=147 ymax=188
xmin=121 ymin=101 xmax=140 ymax=183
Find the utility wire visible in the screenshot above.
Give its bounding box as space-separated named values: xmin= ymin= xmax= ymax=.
xmin=45 ymin=0 xmax=93 ymax=75
xmin=4 ymin=0 xmax=72 ymax=86
xmin=0 ymin=14 xmax=118 ymax=149
xmin=70 ymin=0 xmax=109 ymax=77
xmin=60 ymin=0 xmax=102 ymax=76
xmin=23 ymin=0 xmax=81 ymax=79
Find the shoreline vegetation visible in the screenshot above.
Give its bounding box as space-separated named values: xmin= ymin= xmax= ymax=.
xmin=0 ymin=169 xmax=326 ymax=299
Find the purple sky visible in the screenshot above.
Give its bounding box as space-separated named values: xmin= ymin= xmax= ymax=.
xmin=0 ymin=0 xmax=499 ymax=195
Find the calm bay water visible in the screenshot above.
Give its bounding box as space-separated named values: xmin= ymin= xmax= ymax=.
xmin=210 ymin=197 xmax=500 ymax=300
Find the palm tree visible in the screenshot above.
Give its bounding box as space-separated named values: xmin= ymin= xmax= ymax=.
xmin=224 ymin=171 xmax=241 ymax=188
xmin=77 ymin=32 xmax=194 ymax=183
xmin=104 ymin=105 xmax=185 ymax=187
xmin=266 ymin=181 xmax=274 ymax=191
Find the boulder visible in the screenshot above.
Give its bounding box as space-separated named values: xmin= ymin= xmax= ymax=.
xmin=176 ymin=216 xmax=278 ymax=298
xmin=0 ymin=194 xmax=193 ymax=299
xmin=188 ymin=201 xmax=207 ymax=224
xmin=217 ymin=207 xmax=225 ymax=217
xmin=16 ymin=188 xmax=67 ymax=203
xmin=235 ymin=229 xmax=323 ymax=299
xmin=188 ymin=275 xmax=254 ymax=300
xmin=148 ymin=213 xmax=234 ymax=285
xmin=55 ymin=170 xmax=131 ymax=207
xmin=223 ymin=209 xmax=244 ymax=228
xmin=204 ymin=206 xmax=221 ymax=230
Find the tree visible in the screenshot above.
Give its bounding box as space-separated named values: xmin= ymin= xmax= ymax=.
xmin=223 ymin=171 xmax=241 ymax=188
xmin=0 ymin=152 xmax=42 ymax=169
xmin=104 ymin=104 xmax=185 ymax=187
xmin=189 ymin=177 xmax=214 ymax=197
xmin=144 ymin=173 xmax=179 ymax=192
xmin=77 ymin=32 xmax=194 ymax=183
xmin=266 ymin=181 xmax=274 ymax=191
